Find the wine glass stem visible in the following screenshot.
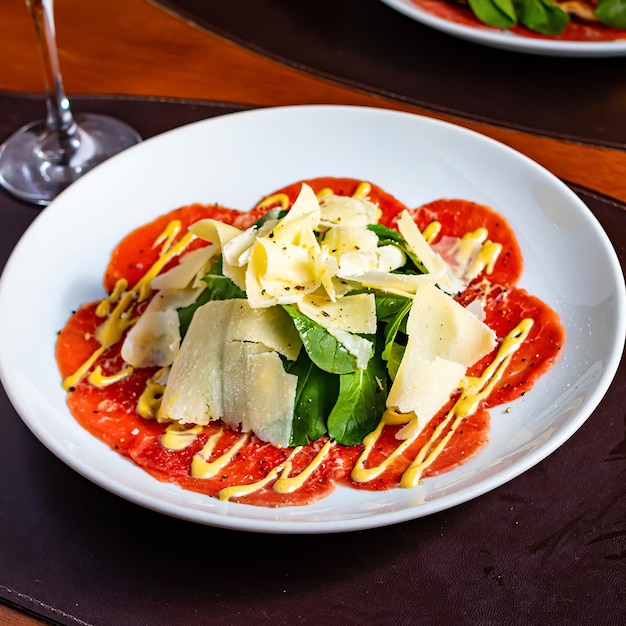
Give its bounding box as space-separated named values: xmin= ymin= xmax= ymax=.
xmin=28 ymin=0 xmax=78 ymax=145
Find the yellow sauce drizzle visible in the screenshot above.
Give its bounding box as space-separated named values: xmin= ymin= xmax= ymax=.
xmin=350 ymin=412 xmax=416 ymax=484
xmin=95 ymin=279 xmax=128 ymax=318
xmin=460 ymin=228 xmax=502 ymax=278
xmin=133 ymin=228 xmax=194 ymax=303
xmin=256 ymin=182 xmax=373 ymax=214
xmin=191 ymin=438 xmax=335 ymax=501
xmin=273 ymin=439 xmax=335 ymax=494
xmin=154 ymin=220 xmax=183 ymax=255
xmin=352 ymin=318 xmax=534 ymax=487
xmin=87 ymin=365 xmax=134 ymax=388
xmin=190 ymin=432 xmax=250 ymax=479
xmin=316 ymin=188 xmax=333 ymax=199
xmin=160 ymin=423 xmax=204 ymax=451
xmin=255 ymin=193 xmax=290 ymax=211
xmin=216 ymin=444 xmax=320 ymax=501
xmin=472 ymin=240 xmax=502 ymax=277
xmin=136 ymin=369 xmax=166 ymax=419
xmin=62 ymin=346 xmax=107 ymax=391
xmin=316 ymin=183 xmax=372 ymax=201
xmin=94 ymin=289 xmax=138 ymax=348
xmin=352 ymin=182 xmax=371 ymax=198
xmin=63 ymin=222 xmax=195 ymax=390
xmin=421 ymin=221 xmax=442 ymax=244
xmin=218 ymin=464 xmax=285 ymax=502
xmin=456 ymin=318 xmax=534 ymax=417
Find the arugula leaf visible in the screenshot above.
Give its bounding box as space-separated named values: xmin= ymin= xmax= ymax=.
xmin=514 ymin=0 xmax=568 ymax=34
xmin=327 ymin=339 xmax=388 ymax=446
xmin=367 ymin=223 xmax=407 ymax=245
xmin=596 ymin=0 xmax=626 ymax=27
xmin=252 ymin=206 xmax=287 ymax=228
xmin=377 ymin=296 xmax=411 ymax=380
xmin=367 ymin=224 xmax=427 ymax=274
xmin=285 ymin=351 xmax=338 ymax=446
xmin=202 ymin=257 xmax=247 ymax=299
xmin=177 ymin=258 xmax=246 ymax=337
xmin=282 ymin=304 xmax=366 ymax=374
xmin=384 ymin=342 xmax=406 ymax=382
xmin=375 ymin=294 xmax=411 ymax=323
xmin=468 ymin=0 xmax=517 ymax=28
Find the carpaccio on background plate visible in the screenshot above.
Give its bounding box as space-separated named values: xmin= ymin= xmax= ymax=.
xmin=410 ymin=0 xmax=626 ymax=40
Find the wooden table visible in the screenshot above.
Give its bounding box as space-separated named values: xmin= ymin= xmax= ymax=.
xmin=2 ymin=0 xmax=625 ymax=204
xmin=1 ymin=2 xmax=624 ymax=624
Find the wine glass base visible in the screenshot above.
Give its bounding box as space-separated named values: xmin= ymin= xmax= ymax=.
xmin=0 ymin=113 xmax=141 ymax=207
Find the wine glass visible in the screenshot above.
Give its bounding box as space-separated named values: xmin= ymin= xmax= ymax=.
xmin=0 ymin=0 xmax=141 ymax=207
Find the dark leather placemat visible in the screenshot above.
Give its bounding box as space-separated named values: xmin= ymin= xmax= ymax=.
xmin=1 ymin=93 xmax=624 ymax=626
xmin=153 ymin=0 xmax=626 ymax=149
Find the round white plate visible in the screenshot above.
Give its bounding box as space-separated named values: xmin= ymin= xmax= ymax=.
xmin=380 ymin=0 xmax=626 ymax=57
xmin=0 ymin=105 xmax=624 ymax=533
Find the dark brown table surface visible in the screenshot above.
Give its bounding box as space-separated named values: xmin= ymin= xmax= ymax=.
xmin=1 ymin=1 xmax=625 ymax=624
xmin=157 ymin=0 xmax=626 ymax=148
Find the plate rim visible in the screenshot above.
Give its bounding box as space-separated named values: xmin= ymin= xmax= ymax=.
xmin=1 ymin=104 xmax=624 ymax=534
xmin=379 ymin=0 xmax=626 ymax=57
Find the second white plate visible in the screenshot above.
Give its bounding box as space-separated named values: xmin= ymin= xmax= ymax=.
xmin=381 ymin=0 xmax=626 ymax=57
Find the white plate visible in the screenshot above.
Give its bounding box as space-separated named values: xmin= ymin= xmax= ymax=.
xmin=381 ymin=0 xmax=626 ymax=57
xmin=0 ymin=105 xmax=624 ymax=534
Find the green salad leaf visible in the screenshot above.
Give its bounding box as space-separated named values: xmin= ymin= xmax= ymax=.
xmin=367 ymin=223 xmax=428 ymax=274
xmin=177 ymin=257 xmax=246 ymax=338
xmin=286 ymin=350 xmax=338 ymax=446
xmin=467 ymin=0 xmax=517 ymax=28
xmin=383 ymin=342 xmax=406 ymax=382
xmin=376 ymin=295 xmax=411 ymax=380
xmin=596 ymin=0 xmax=626 ymax=27
xmin=252 ymin=206 xmax=288 ymax=227
xmin=375 ymin=294 xmax=412 ymax=323
xmin=466 ymin=0 xmax=626 ymax=33
xmin=514 ymin=0 xmax=568 ymax=34
xmin=327 ymin=337 xmax=388 ymax=446
xmin=283 ymin=304 xmax=372 ymax=375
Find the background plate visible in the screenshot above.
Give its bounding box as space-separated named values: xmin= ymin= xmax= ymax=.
xmin=380 ymin=0 xmax=626 ymax=57
xmin=0 ymin=105 xmax=624 ymax=533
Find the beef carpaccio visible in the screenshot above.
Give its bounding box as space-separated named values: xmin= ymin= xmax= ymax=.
xmin=56 ymin=177 xmax=565 ymax=507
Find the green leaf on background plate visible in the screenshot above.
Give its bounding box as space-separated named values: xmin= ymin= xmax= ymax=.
xmin=595 ymin=0 xmax=626 ymax=27
xmin=515 ymin=0 xmax=569 ymax=34
xmin=468 ymin=0 xmax=517 ymax=28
